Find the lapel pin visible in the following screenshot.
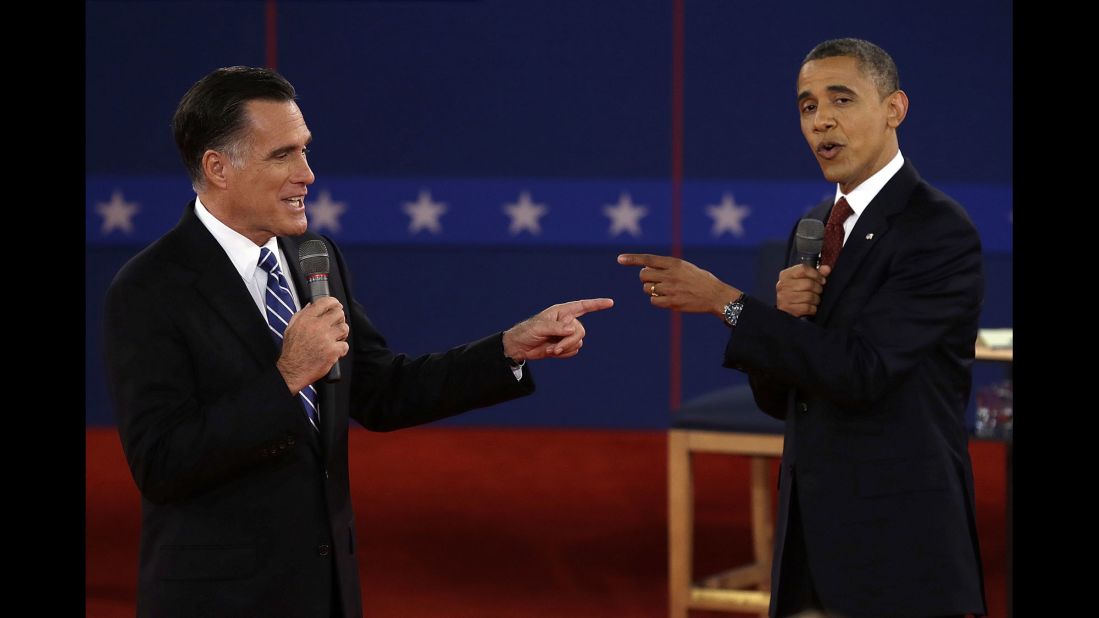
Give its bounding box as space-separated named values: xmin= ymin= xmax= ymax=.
xmin=865 ymin=233 xmax=874 ymax=240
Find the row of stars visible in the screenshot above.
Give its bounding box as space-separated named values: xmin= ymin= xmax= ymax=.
xmin=94 ymin=189 xmax=753 ymax=237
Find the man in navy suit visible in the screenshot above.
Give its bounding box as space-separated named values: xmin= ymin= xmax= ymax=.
xmin=104 ymin=66 xmax=612 ymax=618
xmin=619 ymin=39 xmax=986 ymax=617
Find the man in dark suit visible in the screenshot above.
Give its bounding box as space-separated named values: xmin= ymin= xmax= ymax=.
xmin=619 ymin=39 xmax=986 ymax=617
xmin=103 ymin=66 xmax=613 ymax=618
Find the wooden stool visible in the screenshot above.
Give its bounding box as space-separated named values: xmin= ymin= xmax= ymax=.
xmin=668 ymin=385 xmax=785 ymax=618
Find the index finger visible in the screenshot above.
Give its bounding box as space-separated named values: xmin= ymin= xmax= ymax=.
xmin=556 ymin=298 xmax=615 ymax=318
xmin=617 ymin=253 xmax=677 ymax=268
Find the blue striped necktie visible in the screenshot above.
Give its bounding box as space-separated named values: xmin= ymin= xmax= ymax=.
xmin=258 ymin=247 xmax=320 ymax=432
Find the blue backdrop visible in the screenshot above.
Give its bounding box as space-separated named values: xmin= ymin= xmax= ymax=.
xmin=86 ymin=0 xmax=1013 ymax=428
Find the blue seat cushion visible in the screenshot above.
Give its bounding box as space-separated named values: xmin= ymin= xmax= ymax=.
xmin=672 ymin=385 xmax=785 ymax=434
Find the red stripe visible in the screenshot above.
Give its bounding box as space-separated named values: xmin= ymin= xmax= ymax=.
xmin=265 ymin=0 xmax=278 ymax=70
xmin=669 ymin=0 xmax=684 ymax=411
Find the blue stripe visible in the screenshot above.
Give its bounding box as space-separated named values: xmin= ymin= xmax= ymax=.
xmin=86 ymin=175 xmax=1013 ymax=253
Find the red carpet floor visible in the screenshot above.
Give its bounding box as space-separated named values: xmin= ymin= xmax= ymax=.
xmin=86 ymin=427 xmax=1008 ymax=617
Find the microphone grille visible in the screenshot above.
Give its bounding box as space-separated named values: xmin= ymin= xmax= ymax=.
xmin=795 ymin=218 xmax=825 ymax=255
xmin=298 ymin=240 xmax=330 ymax=276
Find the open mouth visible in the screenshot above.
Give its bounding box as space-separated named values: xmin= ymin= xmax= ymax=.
xmin=817 ymin=142 xmax=844 ymax=160
xmin=284 ymin=196 xmax=306 ymax=208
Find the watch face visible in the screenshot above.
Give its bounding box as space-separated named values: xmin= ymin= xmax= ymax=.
xmin=724 ymin=299 xmax=743 ymax=326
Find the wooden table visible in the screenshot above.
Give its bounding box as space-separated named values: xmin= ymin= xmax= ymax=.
xmin=975 ymin=343 xmax=1013 ymax=362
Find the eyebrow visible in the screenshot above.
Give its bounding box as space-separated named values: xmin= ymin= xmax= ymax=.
xmin=797 ymin=84 xmax=859 ymax=101
xmin=266 ymin=134 xmax=313 ymax=159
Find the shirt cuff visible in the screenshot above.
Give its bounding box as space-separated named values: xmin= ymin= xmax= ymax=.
xmin=508 ymin=358 xmax=526 ymax=381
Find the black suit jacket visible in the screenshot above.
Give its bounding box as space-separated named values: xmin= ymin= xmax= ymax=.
xmin=104 ymin=203 xmax=535 ymax=617
xmin=724 ymin=161 xmax=987 ymax=617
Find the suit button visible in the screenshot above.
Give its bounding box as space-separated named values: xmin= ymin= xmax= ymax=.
xmin=318 ymin=544 xmax=330 ymax=556
xmin=286 ymin=436 xmax=296 ymax=446
xmin=798 ymin=402 xmax=808 ymax=413
xmin=278 ymin=441 xmax=287 ymax=450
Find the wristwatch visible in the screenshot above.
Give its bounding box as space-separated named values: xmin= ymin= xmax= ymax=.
xmin=722 ymin=292 xmax=747 ymax=328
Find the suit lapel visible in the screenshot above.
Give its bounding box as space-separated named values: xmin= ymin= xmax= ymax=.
xmin=815 ymin=161 xmax=920 ymax=324
xmin=169 ymin=206 xmax=281 ymax=370
xmin=170 ymin=206 xmax=325 ymax=459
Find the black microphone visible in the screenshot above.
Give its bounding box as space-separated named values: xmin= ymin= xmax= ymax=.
xmin=298 ymin=240 xmax=342 ymax=382
xmin=793 ymin=218 xmax=825 ymax=322
xmin=795 ymin=218 xmax=825 ymax=268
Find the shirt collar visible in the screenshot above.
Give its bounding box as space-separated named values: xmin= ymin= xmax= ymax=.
xmin=833 ymin=150 xmax=905 ymax=216
xmin=193 ymin=195 xmax=281 ymax=281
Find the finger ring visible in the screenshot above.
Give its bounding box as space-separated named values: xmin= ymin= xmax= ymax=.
xmin=650 ymin=283 xmax=659 ymax=297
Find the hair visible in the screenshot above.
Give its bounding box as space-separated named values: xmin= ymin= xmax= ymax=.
xmin=801 ymin=38 xmax=899 ymax=98
xmin=171 ymin=66 xmax=297 ymax=191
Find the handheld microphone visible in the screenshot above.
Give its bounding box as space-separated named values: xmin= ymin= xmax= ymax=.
xmin=298 ymin=240 xmax=342 ymax=382
xmin=795 ymin=218 xmax=825 ymax=268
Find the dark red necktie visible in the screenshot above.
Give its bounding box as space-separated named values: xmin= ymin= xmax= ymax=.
xmin=819 ymin=197 xmax=854 ymax=270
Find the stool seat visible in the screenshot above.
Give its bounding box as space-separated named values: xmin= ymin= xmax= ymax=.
xmin=673 ymin=385 xmax=785 ymax=434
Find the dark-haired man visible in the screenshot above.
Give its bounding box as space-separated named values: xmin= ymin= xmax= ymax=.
xmin=104 ymin=66 xmax=612 ymax=618
xmin=620 ymin=39 xmax=986 ymax=617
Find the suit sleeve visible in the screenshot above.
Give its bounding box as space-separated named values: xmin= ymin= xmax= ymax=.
xmin=327 ymin=239 xmax=536 ymax=432
xmin=734 ymin=218 xmax=801 ymax=420
xmin=723 ymin=203 xmax=983 ymax=411
xmin=104 ymin=272 xmax=309 ymax=506
xmin=746 ymin=369 xmax=791 ymax=420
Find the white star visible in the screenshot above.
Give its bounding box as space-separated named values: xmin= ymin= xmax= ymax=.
xmin=604 ymin=192 xmax=648 ymax=238
xmin=307 ymin=190 xmax=347 ymax=233
xmin=503 ymin=191 xmax=548 ymax=236
xmin=402 ymin=190 xmax=448 ymax=235
xmin=706 ymin=192 xmax=751 ymax=237
xmin=95 ymin=190 xmax=140 ymax=235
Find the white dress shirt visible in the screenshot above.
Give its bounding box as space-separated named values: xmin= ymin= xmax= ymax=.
xmin=832 ymin=150 xmax=904 ymax=246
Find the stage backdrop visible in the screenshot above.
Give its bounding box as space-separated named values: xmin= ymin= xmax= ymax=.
xmin=86 ymin=0 xmax=1012 ymax=429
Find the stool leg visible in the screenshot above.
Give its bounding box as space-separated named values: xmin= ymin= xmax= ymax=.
xmin=669 ymin=431 xmax=693 ymax=618
xmin=750 ymin=457 xmax=774 ymax=618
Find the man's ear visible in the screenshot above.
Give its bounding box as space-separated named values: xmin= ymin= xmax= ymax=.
xmin=886 ymin=90 xmax=909 ymax=129
xmin=202 ymin=150 xmax=232 ymax=190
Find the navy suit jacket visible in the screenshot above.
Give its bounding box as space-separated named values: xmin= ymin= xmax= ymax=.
xmin=104 ymin=203 xmax=535 ymax=617
xmin=724 ymin=161 xmax=987 ymax=617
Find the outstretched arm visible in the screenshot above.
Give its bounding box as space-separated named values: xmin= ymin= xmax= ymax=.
xmin=501 ymin=298 xmax=615 ymax=362
xmin=617 ymin=253 xmax=740 ymax=319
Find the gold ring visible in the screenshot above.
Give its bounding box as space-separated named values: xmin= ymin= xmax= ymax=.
xmin=650 ymin=283 xmax=659 ymax=297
